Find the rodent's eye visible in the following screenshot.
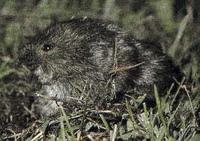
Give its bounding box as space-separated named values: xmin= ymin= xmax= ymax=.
xmin=42 ymin=44 xmax=54 ymax=52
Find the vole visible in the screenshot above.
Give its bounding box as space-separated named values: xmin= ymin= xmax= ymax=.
xmin=19 ymin=17 xmax=183 ymax=116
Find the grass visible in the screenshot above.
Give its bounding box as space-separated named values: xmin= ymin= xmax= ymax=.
xmin=1 ymin=79 xmax=198 ymax=140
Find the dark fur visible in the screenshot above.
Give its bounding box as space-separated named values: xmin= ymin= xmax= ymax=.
xmin=19 ymin=18 xmax=183 ymax=116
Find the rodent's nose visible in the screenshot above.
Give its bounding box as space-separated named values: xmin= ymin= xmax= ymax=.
xmin=18 ymin=50 xmax=41 ymax=71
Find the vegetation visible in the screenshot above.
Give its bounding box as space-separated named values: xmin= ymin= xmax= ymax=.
xmin=0 ymin=0 xmax=200 ymax=140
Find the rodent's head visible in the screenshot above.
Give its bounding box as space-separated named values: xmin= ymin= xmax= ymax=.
xmin=19 ymin=23 xmax=86 ymax=84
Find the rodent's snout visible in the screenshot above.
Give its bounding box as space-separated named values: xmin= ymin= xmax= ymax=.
xmin=18 ymin=49 xmax=41 ymax=71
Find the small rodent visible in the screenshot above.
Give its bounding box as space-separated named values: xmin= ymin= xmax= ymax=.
xmin=19 ymin=17 xmax=183 ymax=116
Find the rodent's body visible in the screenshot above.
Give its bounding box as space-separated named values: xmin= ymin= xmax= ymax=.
xmin=20 ymin=18 xmax=182 ymax=116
